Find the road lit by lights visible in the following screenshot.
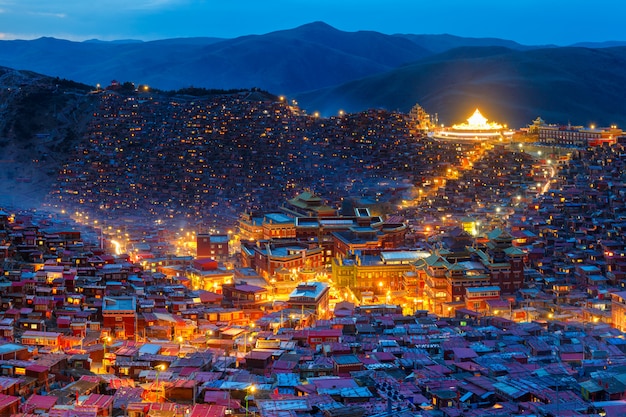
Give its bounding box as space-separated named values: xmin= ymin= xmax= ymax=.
xmin=110 ymin=239 xmax=123 ymax=255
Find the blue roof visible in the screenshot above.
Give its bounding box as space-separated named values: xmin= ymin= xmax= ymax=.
xmin=466 ymin=286 xmax=501 ymax=293
xmin=264 ymin=213 xmax=293 ymax=224
xmin=138 ymin=343 xmax=162 ymax=355
xmin=102 ymin=296 xmax=136 ymax=311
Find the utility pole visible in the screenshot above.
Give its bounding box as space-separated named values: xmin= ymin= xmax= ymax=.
xmin=556 ymin=379 xmax=559 ymax=417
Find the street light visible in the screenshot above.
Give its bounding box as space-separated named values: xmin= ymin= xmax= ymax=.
xmin=245 ymin=385 xmax=256 ymax=417
xmin=177 ymin=335 xmax=188 ymax=357
xmin=153 ymin=364 xmax=166 ymax=402
xmin=102 ymin=336 xmax=112 ymax=373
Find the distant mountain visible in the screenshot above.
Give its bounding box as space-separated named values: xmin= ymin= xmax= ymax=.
xmin=570 ymin=41 xmax=626 ymax=48
xmin=0 ymin=22 xmax=430 ymax=94
xmin=296 ymin=46 xmax=626 ymax=128
xmin=83 ymin=39 xmax=144 ymax=44
xmin=0 ymin=22 xmax=559 ymax=97
xmin=394 ymin=33 xmax=546 ymax=54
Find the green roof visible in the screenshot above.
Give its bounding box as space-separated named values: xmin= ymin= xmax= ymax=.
xmin=504 ymin=246 xmax=525 ymax=255
xmin=424 ymin=253 xmax=451 ymax=268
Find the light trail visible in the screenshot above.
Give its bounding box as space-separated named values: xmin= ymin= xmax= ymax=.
xmin=110 ymin=239 xmax=123 ymax=255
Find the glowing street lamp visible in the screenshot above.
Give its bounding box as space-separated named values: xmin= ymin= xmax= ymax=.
xmin=153 ymin=364 xmax=166 ymax=401
xmin=245 ymin=385 xmax=256 ymax=417
xmin=177 ymin=336 xmax=184 ymax=357
xmin=102 ymin=336 xmax=112 ymax=373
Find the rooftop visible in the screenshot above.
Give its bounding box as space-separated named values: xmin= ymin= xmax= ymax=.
xmin=289 ymin=282 xmax=329 ymax=300
xmin=102 ymin=296 xmax=137 ymax=312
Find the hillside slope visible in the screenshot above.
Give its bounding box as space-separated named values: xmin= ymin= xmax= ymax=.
xmin=0 ymin=67 xmax=97 ymax=207
xmin=296 ymin=46 xmax=626 ymax=127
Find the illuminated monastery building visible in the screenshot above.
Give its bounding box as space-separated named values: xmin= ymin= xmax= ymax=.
xmin=331 ymin=227 xmax=525 ymax=316
xmin=415 ymin=228 xmax=525 ymax=316
xmin=240 ymin=192 xmax=407 ymax=267
xmin=537 ymin=123 xmax=623 ymax=147
xmin=432 ymin=109 xmax=514 ymax=142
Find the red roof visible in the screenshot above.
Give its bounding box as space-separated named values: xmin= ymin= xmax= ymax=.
xmin=203 ymin=390 xmax=231 ymax=406
xmin=57 ymin=317 xmax=72 ymax=325
xmin=198 ymin=291 xmax=222 ymax=303
xmin=26 ymin=364 xmax=49 ymax=373
xmin=177 ymin=367 xmax=199 ymax=377
xmin=170 ymin=379 xmax=197 ymax=389
xmin=313 ymin=378 xmax=357 ymax=389
xmin=80 ymin=375 xmax=103 ymax=384
xmin=0 ymin=394 xmax=18 ymax=410
xmin=306 ymin=329 xmax=342 ymax=338
xmin=191 ymin=404 xmax=227 ymax=417
xmin=233 ymin=284 xmax=265 ymax=293
xmin=82 ymin=394 xmax=114 ymax=409
xmin=560 ymin=352 xmax=584 ymax=361
xmin=25 ymin=394 xmax=57 ymax=410
xmin=247 ymin=350 xmax=273 ymax=360
xmin=193 ymin=258 xmax=218 ymax=271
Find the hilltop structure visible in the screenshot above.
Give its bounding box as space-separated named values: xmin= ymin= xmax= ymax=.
xmin=431 ymin=108 xmax=515 ymax=142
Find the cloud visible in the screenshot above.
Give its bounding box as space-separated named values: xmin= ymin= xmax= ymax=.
xmin=126 ymin=0 xmax=188 ymax=10
xmin=28 ymin=11 xmax=66 ymax=18
xmin=0 ymin=32 xmax=40 ymax=40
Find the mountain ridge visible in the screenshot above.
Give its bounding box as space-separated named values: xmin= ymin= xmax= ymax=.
xmin=0 ymin=22 xmax=431 ymax=93
xmin=0 ymin=22 xmax=625 ymax=129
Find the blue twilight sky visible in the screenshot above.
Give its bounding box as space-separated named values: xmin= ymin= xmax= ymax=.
xmin=0 ymin=0 xmax=623 ymax=45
